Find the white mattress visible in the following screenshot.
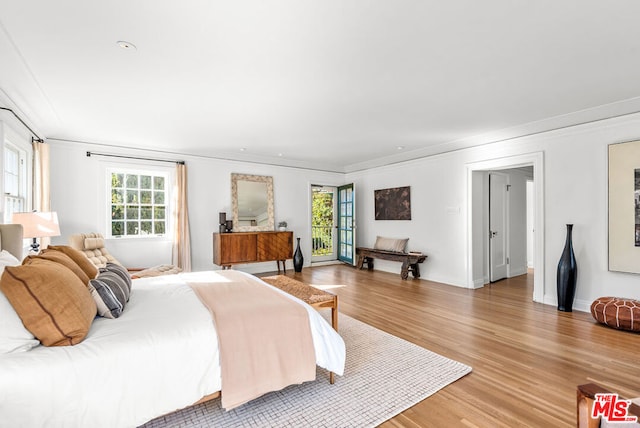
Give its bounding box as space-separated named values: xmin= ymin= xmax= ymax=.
xmin=0 ymin=270 xmax=346 ymax=428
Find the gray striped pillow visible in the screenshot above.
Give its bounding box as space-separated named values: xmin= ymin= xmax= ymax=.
xmin=89 ymin=268 xmax=131 ymax=319
xmin=102 ymin=263 xmax=132 ymax=294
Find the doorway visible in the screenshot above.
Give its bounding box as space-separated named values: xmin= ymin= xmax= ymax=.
xmin=311 ymin=185 xmax=337 ymax=262
xmin=310 ymin=183 xmax=356 ymax=265
xmin=467 ymin=153 xmax=544 ymax=303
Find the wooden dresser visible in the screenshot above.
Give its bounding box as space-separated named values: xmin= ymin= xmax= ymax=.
xmin=212 ymin=231 xmax=293 ymax=272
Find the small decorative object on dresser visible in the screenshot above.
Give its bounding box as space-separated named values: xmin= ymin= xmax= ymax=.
xmin=293 ymin=237 xmax=304 ymax=272
xmin=557 ymin=224 xmax=577 ymax=312
xmin=218 ymin=212 xmax=227 ymax=233
xmin=278 ymin=221 xmax=288 ymax=231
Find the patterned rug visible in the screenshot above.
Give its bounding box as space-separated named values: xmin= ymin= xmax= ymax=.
xmin=141 ymin=313 xmax=471 ymax=427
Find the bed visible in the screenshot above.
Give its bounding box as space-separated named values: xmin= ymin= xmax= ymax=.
xmin=0 ymin=226 xmax=346 ymax=428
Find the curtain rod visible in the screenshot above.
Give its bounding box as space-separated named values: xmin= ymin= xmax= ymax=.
xmin=86 ymin=151 xmax=185 ymax=165
xmin=0 ymin=107 xmax=44 ymax=143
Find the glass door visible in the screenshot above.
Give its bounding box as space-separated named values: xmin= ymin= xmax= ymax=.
xmin=337 ymin=183 xmax=355 ymax=265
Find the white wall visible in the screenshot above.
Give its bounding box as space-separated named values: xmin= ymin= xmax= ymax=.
xmin=49 ymin=110 xmax=640 ymax=313
xmin=526 ymin=180 xmax=535 ymax=268
xmin=347 ymin=112 xmax=640 ymax=312
xmin=506 ymin=168 xmax=530 ymax=278
xmin=48 ymin=140 xmax=344 ymax=273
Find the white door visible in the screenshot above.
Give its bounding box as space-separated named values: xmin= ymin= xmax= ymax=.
xmin=489 ymin=172 xmax=508 ymax=282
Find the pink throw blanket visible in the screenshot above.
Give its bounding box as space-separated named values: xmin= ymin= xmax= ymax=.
xmin=188 ymin=271 xmax=316 ymax=410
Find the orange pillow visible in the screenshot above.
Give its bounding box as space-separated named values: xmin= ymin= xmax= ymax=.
xmin=46 ymin=245 xmax=99 ymax=280
xmin=0 ymin=262 xmax=97 ymax=346
xmin=24 ymin=250 xmax=90 ymax=285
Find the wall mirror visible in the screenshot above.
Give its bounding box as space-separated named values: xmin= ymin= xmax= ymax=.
xmin=231 ymin=173 xmax=275 ymax=232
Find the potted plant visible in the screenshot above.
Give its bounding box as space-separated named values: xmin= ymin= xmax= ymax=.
xmin=278 ymin=221 xmax=288 ymax=231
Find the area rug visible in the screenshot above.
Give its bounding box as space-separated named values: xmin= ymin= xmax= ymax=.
xmin=141 ymin=313 xmax=471 ymax=427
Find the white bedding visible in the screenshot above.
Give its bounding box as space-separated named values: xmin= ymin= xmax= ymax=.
xmin=0 ymin=270 xmax=345 ymax=428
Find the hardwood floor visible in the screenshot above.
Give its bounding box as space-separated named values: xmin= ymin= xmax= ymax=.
xmin=274 ymin=265 xmax=640 ymax=427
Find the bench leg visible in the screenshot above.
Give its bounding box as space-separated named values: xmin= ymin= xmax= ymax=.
xmin=356 ymin=254 xmax=365 ymax=270
xmin=331 ymin=306 xmax=338 ymax=331
xmin=400 ymin=260 xmax=409 ymax=280
xmin=365 ymin=257 xmax=374 ymax=270
xmin=411 ymin=263 xmax=421 ymax=278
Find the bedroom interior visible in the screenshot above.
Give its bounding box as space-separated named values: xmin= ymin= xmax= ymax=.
xmin=1 ymin=1 xmax=640 ymax=427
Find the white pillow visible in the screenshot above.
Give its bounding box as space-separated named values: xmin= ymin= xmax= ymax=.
xmin=0 ymin=250 xmax=40 ymax=353
xmin=0 ymin=249 xmax=20 ymax=274
xmin=373 ymin=236 xmax=409 ymax=253
xmin=0 ymin=286 xmax=41 ymax=353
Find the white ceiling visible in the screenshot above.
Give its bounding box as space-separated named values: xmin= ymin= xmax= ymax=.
xmin=2 ymin=1 xmax=640 ymax=172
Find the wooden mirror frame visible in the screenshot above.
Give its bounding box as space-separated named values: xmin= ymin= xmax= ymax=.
xmin=231 ymin=173 xmax=275 ymax=232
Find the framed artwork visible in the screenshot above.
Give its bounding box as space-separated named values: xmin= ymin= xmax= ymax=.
xmin=609 ymin=140 xmax=640 ymax=273
xmin=374 ymin=186 xmax=411 ymax=220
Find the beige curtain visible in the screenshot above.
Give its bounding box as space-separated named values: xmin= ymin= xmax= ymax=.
xmin=32 ymin=141 xmax=52 ymax=248
xmin=172 ymin=163 xmax=192 ymax=271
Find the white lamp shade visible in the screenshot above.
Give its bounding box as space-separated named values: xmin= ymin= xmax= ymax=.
xmin=11 ymin=212 xmax=61 ymax=239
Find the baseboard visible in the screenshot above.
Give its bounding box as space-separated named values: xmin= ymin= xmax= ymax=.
xmin=508 ymin=266 xmax=528 ymax=277
xmin=311 ymin=260 xmax=343 ymax=266
xmin=542 ymin=293 xmax=590 ymax=313
xmin=471 ymin=278 xmax=486 ymax=289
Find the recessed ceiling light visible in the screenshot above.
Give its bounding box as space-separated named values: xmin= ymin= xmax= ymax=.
xmin=117 ymin=40 xmax=137 ymax=50
xmin=278 ymin=153 xmax=283 ymax=157
xmin=240 ymin=148 xmax=247 ymax=152
xmin=397 ymin=146 xmax=405 ymax=150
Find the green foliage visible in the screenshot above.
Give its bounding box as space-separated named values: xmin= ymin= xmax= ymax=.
xmin=110 ymin=172 xmax=167 ymax=237
xmin=312 ymin=191 xmax=333 ymax=227
xmin=126 ymin=174 xmax=138 ymax=188
xmin=140 ymin=175 xmax=152 ymax=189
xmin=112 ymin=221 xmax=124 ymax=236
xmin=312 ymin=190 xmax=334 ymax=255
xmin=112 ymin=173 xmax=123 ymax=188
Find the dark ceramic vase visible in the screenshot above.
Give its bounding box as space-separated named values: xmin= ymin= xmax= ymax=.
xmin=557 ymin=224 xmax=577 ymax=312
xmin=293 ymin=237 xmax=304 ymax=272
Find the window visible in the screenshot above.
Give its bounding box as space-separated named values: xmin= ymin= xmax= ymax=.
xmin=3 ymin=143 xmax=27 ymax=223
xmin=109 ymin=170 xmax=169 ymax=238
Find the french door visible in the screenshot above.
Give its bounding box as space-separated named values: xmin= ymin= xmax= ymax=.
xmin=337 ymin=183 xmax=356 ymax=265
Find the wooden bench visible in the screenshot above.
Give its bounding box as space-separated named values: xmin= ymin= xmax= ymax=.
xmin=260 ymin=275 xmax=338 ymax=384
xmin=356 ymin=247 xmax=427 ymax=280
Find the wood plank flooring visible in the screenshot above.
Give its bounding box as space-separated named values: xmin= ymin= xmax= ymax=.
xmin=269 ymin=265 xmax=640 ymax=427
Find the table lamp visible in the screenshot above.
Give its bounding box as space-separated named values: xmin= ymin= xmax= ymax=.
xmin=11 ymin=211 xmax=61 ymax=253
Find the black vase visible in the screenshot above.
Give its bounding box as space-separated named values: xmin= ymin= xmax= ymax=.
xmin=557 ymin=224 xmax=577 ymax=312
xmin=293 ymin=237 xmax=304 ymax=272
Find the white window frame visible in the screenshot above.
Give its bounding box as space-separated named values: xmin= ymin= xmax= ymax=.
xmin=1 ymin=122 xmax=32 ymax=223
xmin=105 ymin=166 xmax=173 ymax=240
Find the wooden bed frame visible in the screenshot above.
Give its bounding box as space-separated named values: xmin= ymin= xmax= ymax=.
xmin=578 ymin=383 xmax=640 ymax=427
